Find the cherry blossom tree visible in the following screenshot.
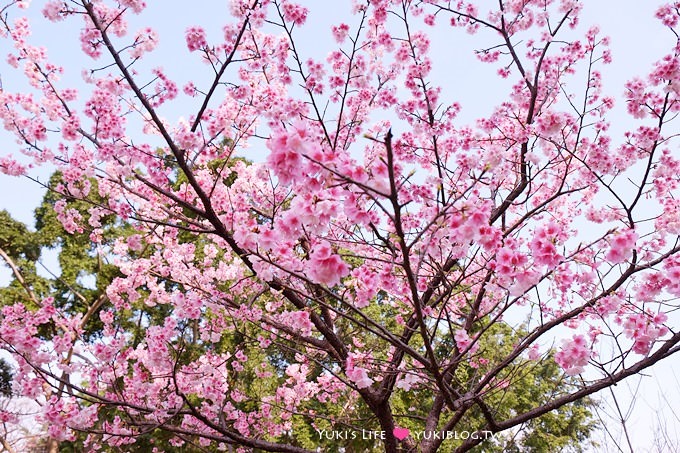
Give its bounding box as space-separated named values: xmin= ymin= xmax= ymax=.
xmin=0 ymin=0 xmax=678 ymax=452
xmin=0 ymin=177 xmax=598 ymax=452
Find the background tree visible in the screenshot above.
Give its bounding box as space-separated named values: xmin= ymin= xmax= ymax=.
xmin=0 ymin=0 xmax=678 ymax=452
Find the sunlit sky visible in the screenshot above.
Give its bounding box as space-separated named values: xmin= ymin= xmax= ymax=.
xmin=0 ymin=1 xmax=676 ymax=450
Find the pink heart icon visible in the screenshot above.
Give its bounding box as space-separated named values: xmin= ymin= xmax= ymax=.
xmin=393 ymin=427 xmax=410 ymax=440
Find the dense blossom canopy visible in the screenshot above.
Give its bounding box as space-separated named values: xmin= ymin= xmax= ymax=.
xmin=0 ymin=0 xmax=678 ymax=451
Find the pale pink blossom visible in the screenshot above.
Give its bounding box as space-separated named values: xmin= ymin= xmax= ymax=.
xmin=307 ymin=242 xmax=349 ymax=287
xmin=346 ymin=366 xmax=373 ymax=389
xmin=555 ymin=335 xmax=590 ymax=375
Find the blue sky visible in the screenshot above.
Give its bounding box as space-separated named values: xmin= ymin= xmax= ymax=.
xmin=1 ymin=0 xmax=673 ymax=223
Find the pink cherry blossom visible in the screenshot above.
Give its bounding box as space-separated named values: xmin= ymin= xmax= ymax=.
xmin=332 ymin=23 xmax=350 ymax=43
xmin=185 ymin=26 xmax=207 ymax=52
xmin=307 ymin=242 xmax=349 ymax=287
xmin=395 ymin=372 xmax=421 ymax=391
xmin=130 ymin=27 xmax=158 ymax=58
xmin=606 ymin=229 xmax=638 ymax=264
xmin=346 ymin=366 xmax=373 ymax=389
xmin=555 ymin=335 xmax=591 ymax=376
